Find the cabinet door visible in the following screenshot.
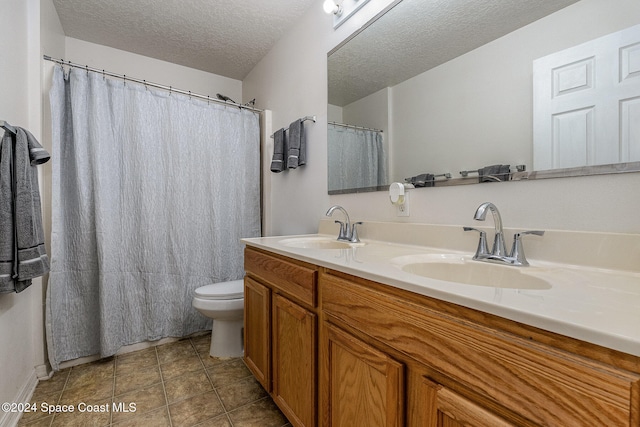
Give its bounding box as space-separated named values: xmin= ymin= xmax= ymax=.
xmin=421 ymin=377 xmax=516 ymax=427
xmin=322 ymin=322 xmax=404 ymax=427
xmin=244 ymin=277 xmax=271 ymax=391
xmin=272 ymin=294 xmax=317 ymax=427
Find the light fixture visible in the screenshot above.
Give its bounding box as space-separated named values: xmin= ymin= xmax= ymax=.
xmin=325 ymin=0 xmax=370 ymax=29
xmin=323 ymin=0 xmax=342 ymax=16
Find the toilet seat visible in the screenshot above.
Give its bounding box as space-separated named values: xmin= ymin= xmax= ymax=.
xmin=195 ymin=280 xmax=244 ymax=300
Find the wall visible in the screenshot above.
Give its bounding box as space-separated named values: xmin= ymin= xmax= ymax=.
xmin=0 ymin=0 xmax=56 ymax=422
xmin=244 ymin=0 xmax=640 ymax=235
xmin=64 ymin=38 xmax=242 ymax=100
xmin=39 ymin=0 xmax=66 ymax=385
xmin=243 ymin=0 xmax=397 ymax=236
xmin=0 ymin=0 xmax=33 ymax=414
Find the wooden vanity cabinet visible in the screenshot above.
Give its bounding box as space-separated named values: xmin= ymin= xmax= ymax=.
xmin=244 ymin=247 xmax=318 ymax=427
xmin=244 ymin=246 xmax=640 ymax=427
xmin=319 ymin=269 xmax=640 ymax=427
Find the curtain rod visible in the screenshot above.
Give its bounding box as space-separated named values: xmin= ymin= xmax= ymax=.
xmin=329 ymin=121 xmax=383 ymax=133
xmin=43 ymin=55 xmax=263 ymax=114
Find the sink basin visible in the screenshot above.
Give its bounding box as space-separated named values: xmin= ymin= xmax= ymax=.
xmin=279 ymin=237 xmax=355 ymax=249
xmin=392 ymin=254 xmax=551 ymax=289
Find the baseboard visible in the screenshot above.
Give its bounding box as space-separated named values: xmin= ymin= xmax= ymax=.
xmin=0 ymin=369 xmax=38 ymax=427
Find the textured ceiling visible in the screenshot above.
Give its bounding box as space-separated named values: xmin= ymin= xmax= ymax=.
xmin=53 ymin=0 xmax=318 ymax=80
xmin=329 ymin=0 xmax=580 ymax=106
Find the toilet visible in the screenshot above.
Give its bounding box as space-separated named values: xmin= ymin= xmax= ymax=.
xmin=192 ymin=280 xmax=244 ymax=357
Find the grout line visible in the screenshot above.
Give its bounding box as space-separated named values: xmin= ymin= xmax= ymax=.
xmin=191 ymin=336 xmax=243 ymax=426
xmin=110 ymin=358 xmax=116 ymax=426
xmin=155 ymin=347 xmax=173 ymax=427
xmin=48 ymin=368 xmax=71 ymax=427
xmin=192 ymin=337 xmax=231 ymax=423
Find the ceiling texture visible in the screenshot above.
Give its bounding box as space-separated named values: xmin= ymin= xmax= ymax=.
xmin=328 ymin=0 xmax=580 ymax=106
xmin=53 ymin=0 xmax=318 ymax=80
xmin=54 ymin=0 xmax=579 ymax=90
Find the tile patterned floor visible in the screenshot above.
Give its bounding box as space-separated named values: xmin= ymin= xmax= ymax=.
xmin=18 ymin=334 xmax=291 ymax=427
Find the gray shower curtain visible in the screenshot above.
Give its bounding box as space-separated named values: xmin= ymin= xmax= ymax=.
xmin=46 ymin=67 xmax=261 ymax=369
xmin=327 ymin=124 xmax=387 ymax=192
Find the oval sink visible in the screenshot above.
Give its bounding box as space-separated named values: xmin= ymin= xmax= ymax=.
xmin=279 ymin=237 xmax=355 ymax=249
xmin=393 ymin=254 xmax=551 ymax=290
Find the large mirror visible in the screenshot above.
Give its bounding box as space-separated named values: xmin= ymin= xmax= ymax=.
xmin=327 ymin=0 xmax=640 ymax=194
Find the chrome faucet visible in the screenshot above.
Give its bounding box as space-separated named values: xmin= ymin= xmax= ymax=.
xmin=326 ymin=205 xmax=362 ymax=243
xmin=473 ymin=202 xmax=508 ymax=257
xmin=464 ymin=202 xmax=544 ymax=266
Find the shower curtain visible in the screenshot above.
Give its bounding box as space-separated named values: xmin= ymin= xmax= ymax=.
xmin=46 ymin=67 xmax=261 ymax=369
xmin=327 ymin=124 xmax=387 ymax=192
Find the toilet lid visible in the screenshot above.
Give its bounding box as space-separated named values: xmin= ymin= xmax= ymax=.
xmin=195 ymin=280 xmax=244 ymax=300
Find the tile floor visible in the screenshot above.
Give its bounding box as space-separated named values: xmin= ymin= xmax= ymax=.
xmin=18 ymin=334 xmax=291 ymax=427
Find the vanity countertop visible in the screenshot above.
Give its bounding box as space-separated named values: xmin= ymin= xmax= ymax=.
xmin=242 ymin=233 xmax=640 ymax=357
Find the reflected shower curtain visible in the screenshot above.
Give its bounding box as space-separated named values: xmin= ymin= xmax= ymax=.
xmin=327 ymin=124 xmax=387 ymax=192
xmin=46 ymin=67 xmax=260 ymax=369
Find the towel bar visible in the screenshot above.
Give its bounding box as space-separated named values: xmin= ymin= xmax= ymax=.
xmin=460 ymin=165 xmax=526 ymax=177
xmin=434 ymin=173 xmax=452 ymax=180
xmin=270 ymin=115 xmax=316 ymax=138
xmin=459 ymin=169 xmax=479 ymax=177
xmin=1 ymin=120 xmax=16 ymax=135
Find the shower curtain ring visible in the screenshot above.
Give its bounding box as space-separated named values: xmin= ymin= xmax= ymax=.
xmin=123 ymin=75 xmax=126 ymax=86
xmin=85 ymin=65 xmax=89 ymax=75
xmin=143 ymin=80 xmax=147 ymax=90
xmin=169 ymin=86 xmax=172 ymax=96
xmin=102 ymin=69 xmax=105 ymax=80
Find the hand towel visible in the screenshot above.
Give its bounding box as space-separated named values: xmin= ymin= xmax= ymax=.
xmin=287 ymin=119 xmax=306 ymax=169
xmin=479 ymin=164 xmax=511 ymax=182
xmin=270 ymin=128 xmax=286 ymax=173
xmin=406 ymin=173 xmax=435 ymax=187
xmin=0 ymin=127 xmax=50 ymax=293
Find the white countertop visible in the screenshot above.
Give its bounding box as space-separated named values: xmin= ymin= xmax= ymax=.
xmin=242 ymin=233 xmax=640 ymax=357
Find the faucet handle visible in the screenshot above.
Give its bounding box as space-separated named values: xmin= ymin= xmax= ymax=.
xmin=510 ymin=230 xmax=545 ymax=266
xmin=463 ymin=227 xmax=489 ymax=259
xmin=350 ymin=222 xmax=363 ymax=243
xmin=334 ymin=220 xmax=347 ymax=240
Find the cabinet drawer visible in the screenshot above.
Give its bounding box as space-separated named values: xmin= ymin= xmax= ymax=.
xmin=321 ymin=272 xmax=640 ymax=426
xmin=245 ymin=247 xmax=317 ymax=307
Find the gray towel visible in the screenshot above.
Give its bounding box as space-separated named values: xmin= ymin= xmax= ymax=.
xmin=479 ymin=164 xmax=510 ymax=182
xmin=287 ymin=119 xmax=306 ymax=169
xmin=407 ymin=173 xmax=435 ymax=187
xmin=0 ymin=127 xmax=50 ymax=293
xmin=270 ymin=128 xmax=286 ymax=173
